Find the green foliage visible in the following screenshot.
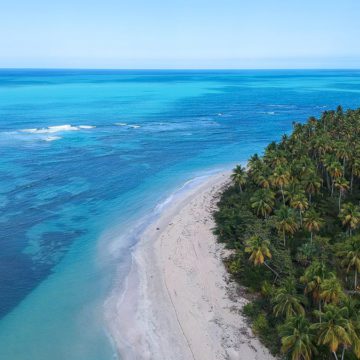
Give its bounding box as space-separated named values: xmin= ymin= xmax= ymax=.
xmin=253 ymin=312 xmax=281 ymax=354
xmin=278 ymin=315 xmax=316 ymax=360
xmin=243 ymin=302 xmax=260 ymax=319
xmin=213 ymin=107 xmax=360 ymax=359
xmin=253 ymin=312 xmax=269 ymax=334
xmin=227 ymin=252 xmax=242 ymax=275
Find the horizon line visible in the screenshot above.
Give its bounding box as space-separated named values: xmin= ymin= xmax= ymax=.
xmin=1 ymin=67 xmax=360 ymax=71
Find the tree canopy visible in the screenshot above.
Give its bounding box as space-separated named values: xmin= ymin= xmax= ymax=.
xmin=214 ymin=107 xmax=360 ymax=359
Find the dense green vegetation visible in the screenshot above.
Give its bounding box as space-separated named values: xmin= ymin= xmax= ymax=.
xmin=214 ymin=107 xmax=360 ymax=360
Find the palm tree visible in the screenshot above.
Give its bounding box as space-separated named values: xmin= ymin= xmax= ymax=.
xmin=350 ymin=158 xmax=360 ymax=192
xmin=244 ymin=235 xmax=279 ymax=279
xmin=337 ymin=235 xmax=360 ymax=290
xmin=248 ymin=157 xmax=261 ymax=176
xmin=334 ymin=177 xmax=350 ymax=212
xmin=257 ymin=175 xmax=271 ymax=189
xmin=288 ymin=158 xmax=302 ymax=176
xmin=303 ymin=209 xmax=324 ymax=243
xmin=270 ymin=166 xmax=291 ymax=203
xmin=245 ymin=235 xmax=271 ymax=265
xmin=275 ymin=205 xmax=299 ymax=246
xmin=250 ymin=188 xmax=275 ymax=218
xmin=313 ymin=136 xmax=328 ymax=161
xmin=341 ymin=299 xmax=360 ymax=359
xmin=290 ymin=193 xmax=309 ymax=225
xmin=279 ymin=315 xmax=316 ymax=360
xmin=284 ymin=180 xmax=302 ymax=204
xmin=247 ymin=153 xmax=260 ymax=171
xmin=322 ymin=154 xmax=336 ymax=191
xmin=272 ymin=278 xmax=306 ymax=318
xmin=329 ymin=161 xmax=343 ymax=179
xmin=339 ymin=203 xmax=360 ymax=236
xmin=231 ymin=165 xmax=247 ymax=193
xmin=248 ymin=158 xmax=270 ymax=189
xmin=328 ymin=161 xmax=343 ymax=197
xmin=300 ymin=261 xmax=328 ymax=314
xmin=308 ymin=116 xmax=317 ymax=136
xmin=320 ymin=277 xmax=345 ymax=305
xmin=335 ymin=142 xmax=351 ymax=173
xmin=265 ymin=148 xmax=287 ymax=168
xmin=302 ymin=172 xmax=321 ymax=204
xmin=311 ymin=304 xmax=353 ymax=360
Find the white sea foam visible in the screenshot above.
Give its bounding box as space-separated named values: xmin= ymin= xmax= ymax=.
xmin=260 ymin=111 xmax=276 ymax=115
xmin=143 ymin=122 xmax=189 ymax=132
xmin=20 ymin=124 xmax=78 ymax=134
xmin=114 ymin=122 xmax=140 ymax=129
xmin=268 ymin=104 xmax=297 ymax=109
xmin=47 ymin=125 xmax=80 ymax=133
xmin=78 ymin=125 xmax=96 ymax=129
xmin=1 ymin=124 xmax=96 ymax=144
xmin=20 ymin=124 xmax=95 ymax=134
xmin=43 ymin=136 xmax=62 ymax=142
xmin=20 ymin=128 xmax=38 ymax=134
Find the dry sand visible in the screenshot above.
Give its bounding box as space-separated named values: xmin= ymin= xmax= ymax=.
xmin=108 ymin=173 xmax=275 ymax=360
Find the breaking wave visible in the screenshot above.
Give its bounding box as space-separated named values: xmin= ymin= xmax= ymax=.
xmin=20 ymin=124 xmax=95 ymax=134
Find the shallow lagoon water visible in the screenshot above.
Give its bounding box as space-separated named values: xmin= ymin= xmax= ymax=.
xmin=0 ymin=69 xmax=360 ymax=359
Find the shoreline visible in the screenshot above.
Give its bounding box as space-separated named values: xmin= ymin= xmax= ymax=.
xmin=107 ymin=172 xmax=274 ymax=360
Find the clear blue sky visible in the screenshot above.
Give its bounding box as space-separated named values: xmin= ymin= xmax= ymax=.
xmin=2 ymin=0 xmax=360 ymax=69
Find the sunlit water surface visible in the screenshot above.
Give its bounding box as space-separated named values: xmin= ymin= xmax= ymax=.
xmin=0 ymin=69 xmax=360 ymax=359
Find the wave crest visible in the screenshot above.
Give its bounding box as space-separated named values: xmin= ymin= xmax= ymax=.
xmin=20 ymin=124 xmax=95 ymax=134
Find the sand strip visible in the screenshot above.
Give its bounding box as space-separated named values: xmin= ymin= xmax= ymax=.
xmin=108 ymin=172 xmax=275 ymax=360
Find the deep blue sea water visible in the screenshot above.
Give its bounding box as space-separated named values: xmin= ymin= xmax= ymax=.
xmin=0 ymin=69 xmax=360 ymax=359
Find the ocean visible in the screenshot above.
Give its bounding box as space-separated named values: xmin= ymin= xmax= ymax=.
xmin=0 ymin=69 xmax=359 ymax=359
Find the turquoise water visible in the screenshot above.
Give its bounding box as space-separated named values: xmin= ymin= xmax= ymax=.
xmin=0 ymin=69 xmax=360 ymax=359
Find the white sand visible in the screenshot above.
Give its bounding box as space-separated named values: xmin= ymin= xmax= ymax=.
xmin=108 ymin=173 xmax=275 ymax=360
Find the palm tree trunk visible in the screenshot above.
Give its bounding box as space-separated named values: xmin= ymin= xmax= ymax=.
xmin=355 ymin=269 xmax=358 ymax=290
xmin=310 ymin=231 xmax=313 ymax=243
xmin=281 ymin=185 xmax=285 ymax=204
xmin=341 ymin=346 xmax=346 ymax=360
xmin=283 ymin=230 xmax=286 ymax=246
xmin=338 ymin=192 xmax=342 ymax=212
xmin=299 ymin=210 xmax=302 ymax=226
xmin=332 ymin=351 xmax=339 ymax=360
xmin=326 ymin=172 xmax=331 ymax=190
xmin=264 ymin=261 xmax=280 ymax=282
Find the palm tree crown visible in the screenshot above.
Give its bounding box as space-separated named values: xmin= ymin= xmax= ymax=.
xmin=275 ymin=205 xmax=299 ymax=246
xmin=244 ymin=235 xmax=272 ymax=266
xmin=339 ymin=203 xmax=360 ymax=236
xmin=231 ymin=165 xmax=247 ymax=192
xmin=303 ymin=209 xmax=324 ymax=243
xmin=279 ymin=315 xmax=316 ymax=360
xmin=250 ymin=188 xmax=275 ymax=218
xmin=337 ymin=235 xmax=360 ymax=290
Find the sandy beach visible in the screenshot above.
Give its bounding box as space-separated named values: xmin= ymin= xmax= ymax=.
xmin=108 ymin=173 xmax=275 ymax=360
